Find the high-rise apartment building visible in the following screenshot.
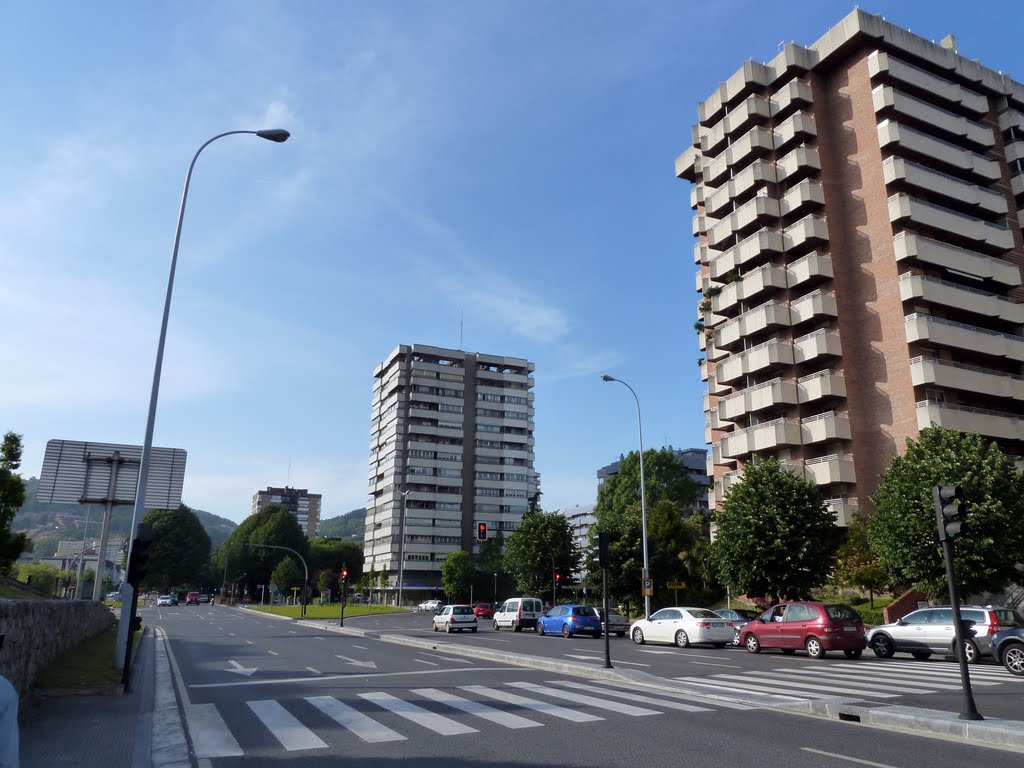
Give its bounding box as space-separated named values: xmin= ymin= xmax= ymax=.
xmin=364 ymin=344 xmax=537 ymax=593
xmin=251 ymin=486 xmax=322 ymax=540
xmin=677 ymin=10 xmax=1024 ymax=523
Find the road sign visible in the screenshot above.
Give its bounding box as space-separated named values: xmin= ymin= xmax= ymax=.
xmin=642 ymin=578 xmax=654 ymax=596
xmin=666 ymin=581 xmax=685 ymax=589
xmin=269 ymin=583 xmax=278 ymax=593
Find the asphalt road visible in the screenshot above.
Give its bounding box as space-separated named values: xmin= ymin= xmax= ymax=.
xmin=147 ymin=604 xmax=1021 ymax=767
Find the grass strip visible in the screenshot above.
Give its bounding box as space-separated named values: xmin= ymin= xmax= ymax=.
xmin=35 ymin=623 xmax=143 ymax=690
xmin=246 ymin=604 xmax=405 ymax=619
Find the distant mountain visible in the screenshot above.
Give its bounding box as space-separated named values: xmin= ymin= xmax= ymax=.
xmin=14 ymin=476 xmax=238 ymax=550
xmin=318 ymin=508 xmax=366 ymax=542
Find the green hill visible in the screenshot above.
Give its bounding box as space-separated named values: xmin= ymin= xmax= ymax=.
xmin=317 ymin=508 xmax=366 ymax=541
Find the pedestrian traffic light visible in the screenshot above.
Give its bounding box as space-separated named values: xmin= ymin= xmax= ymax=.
xmin=477 ymin=522 xmax=487 ymax=540
xmin=933 ymin=485 xmax=968 ymax=541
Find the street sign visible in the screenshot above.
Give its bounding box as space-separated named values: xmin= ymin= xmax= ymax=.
xmin=269 ymin=583 xmax=278 ymax=593
xmin=666 ymin=581 xmax=685 ymax=589
xmin=642 ymin=578 xmax=654 ymax=596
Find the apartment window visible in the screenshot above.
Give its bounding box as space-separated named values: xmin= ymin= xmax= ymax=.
xmin=439 ymin=372 xmax=463 ymax=382
xmin=477 ymin=488 xmax=501 ymax=497
xmin=476 ymin=455 xmax=501 ymax=464
xmin=505 ymin=411 xmax=528 ymax=421
xmin=407 ymin=466 xmax=433 ymax=476
xmin=436 ymin=452 xmax=462 ymax=462
xmin=476 ymin=439 xmax=501 ymax=448
xmin=478 ymin=393 xmax=502 ymax=402
xmin=439 ymin=403 xmax=464 ymax=414
xmin=437 ymin=502 xmax=462 ymax=511
xmin=504 ymin=473 xmax=528 ymax=482
xmin=478 ymin=424 xmax=501 ymax=433
xmin=408 ymin=449 xmax=434 ymax=459
xmin=438 ymin=468 xmax=462 ymax=478
xmin=925 ymin=389 xmax=945 ymax=405
xmin=503 ymin=395 xmax=528 ymax=405
xmin=504 ymin=489 xmax=527 ymax=498
xmin=477 ymin=408 xmax=502 ymax=418
xmin=476 ymin=471 xmax=502 ymax=481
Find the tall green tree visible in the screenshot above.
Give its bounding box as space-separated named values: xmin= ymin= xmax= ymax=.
xmin=832 ymin=512 xmax=889 ymax=607
xmin=142 ymin=505 xmax=212 ymax=591
xmin=709 ymin=457 xmax=839 ymax=602
xmin=218 ymin=503 xmax=308 ymax=597
xmin=870 ymin=426 xmax=1024 ymax=597
xmin=271 ymin=557 xmax=305 ymax=601
xmin=441 ymin=550 xmax=475 ymax=601
xmin=0 ymin=431 xmax=28 ymax=574
xmin=310 ymin=538 xmax=363 ymax=582
xmin=503 ymin=509 xmax=579 ymax=602
xmin=17 ymin=562 xmax=60 ymax=595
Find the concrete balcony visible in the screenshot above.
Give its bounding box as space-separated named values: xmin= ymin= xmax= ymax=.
xmin=998 ymin=108 xmax=1024 ymax=135
xmin=801 ymin=411 xmax=852 ymax=444
xmin=787 ymin=251 xmax=833 ymax=288
xmin=692 ymin=213 xmax=710 ymax=237
xmin=910 ymin=356 xmax=1024 ymax=401
xmin=702 ymin=126 xmax=775 ymax=186
xmin=694 ymin=242 xmax=717 ymax=266
xmin=715 ymin=339 xmax=796 ymax=384
xmin=905 ymin=313 xmax=1024 ymax=362
xmin=893 ymin=232 xmax=1022 ymax=286
xmin=707 ymin=194 xmax=781 ymax=250
xmin=717 ymin=377 xmax=799 ymax=421
xmin=689 ymin=185 xmax=704 ymax=209
xmin=701 ymin=94 xmax=772 ymax=154
xmin=704 ymin=159 xmax=776 ymax=217
xmin=776 ymin=145 xmax=821 ymax=184
xmin=888 ymin=194 xmax=1013 ymax=251
xmin=699 ymin=358 xmax=709 ymax=382
xmin=1005 ymin=140 xmax=1024 ymax=166
xmin=882 ymin=158 xmax=1006 ymax=216
xmin=706 ymin=339 xmax=729 ymax=362
xmin=675 ymin=145 xmax=701 ymax=182
xmin=899 ymin=273 xmax=1024 ymax=324
xmin=698 ymin=59 xmax=774 ymax=126
xmin=868 ymin=51 xmax=988 ymax=115
xmin=797 ymin=369 xmax=847 ymax=403
xmin=793 ymin=329 xmax=843 ymax=363
xmin=803 ymin=455 xmax=857 ymax=485
xmin=878 ymin=122 xmax=1000 ymax=181
xmin=708 ymin=371 xmax=731 ymax=396
xmin=719 ymin=418 xmax=802 ymax=459
xmin=773 ymin=111 xmax=817 ymax=151
xmin=709 ymin=227 xmax=784 ymax=279
xmin=872 ymin=86 xmax=994 ymax=148
xmin=712 ymin=263 xmax=788 ymax=313
xmin=789 ymin=289 xmax=838 ymax=326
xmin=916 ymin=401 xmax=1024 ymax=442
xmin=780 ymin=179 xmax=825 ymax=220
xmin=783 ymin=214 xmax=829 ymax=254
xmin=715 ymin=300 xmax=791 ymax=350
xmin=772 ymin=78 xmax=813 ymax=117
xmin=824 ymin=497 xmax=858 ymax=527
xmin=713 ymin=470 xmax=744 ymax=502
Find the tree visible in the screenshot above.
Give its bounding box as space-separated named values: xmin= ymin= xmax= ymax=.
xmin=870 ymin=426 xmax=1024 ymax=597
xmin=441 ymin=550 xmax=475 ymax=601
xmin=271 ymin=557 xmax=304 ymax=601
xmin=832 ymin=513 xmax=889 ymax=607
xmin=142 ymin=505 xmax=212 ymax=591
xmin=0 ymin=431 xmax=28 ymax=575
xmin=17 ymin=562 xmax=60 ymax=595
xmin=316 ymin=569 xmax=337 ymax=598
xmin=503 ymin=509 xmax=579 ymax=602
xmin=310 ymin=538 xmax=363 ymax=583
xmin=709 ymin=457 xmax=839 ymax=603
xmin=218 ymin=503 xmax=308 ymax=598
xmin=597 ymin=449 xmax=700 ymax=522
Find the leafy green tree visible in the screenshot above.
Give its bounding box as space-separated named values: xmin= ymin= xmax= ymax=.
xmin=832 ymin=512 xmax=889 ymax=607
xmin=30 ymin=536 xmax=60 ymax=559
xmin=870 ymin=426 xmax=1024 ymax=597
xmin=378 ymin=565 xmax=389 ymax=591
xmin=218 ymin=504 xmax=308 ymax=598
xmin=0 ymin=431 xmax=28 ymax=575
xmin=142 ymin=505 xmax=212 ymax=591
xmin=310 ymin=538 xmax=363 ymax=583
xmin=675 ymin=512 xmax=720 ymax=606
xmin=503 ymin=509 xmax=579 ymax=602
xmin=474 ymin=531 xmax=507 ymax=602
xmin=271 ymin=557 xmax=304 ymax=601
xmin=17 ymin=562 xmax=60 ymax=594
xmin=597 ymin=449 xmax=700 ymax=522
xmin=709 ymin=457 xmax=839 ymax=603
xmin=316 ymin=569 xmax=336 ymax=598
xmin=441 ymin=550 xmax=475 ymax=601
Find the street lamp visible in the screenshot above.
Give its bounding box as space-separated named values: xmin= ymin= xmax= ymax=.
xmin=117 ymin=128 xmax=290 ymax=668
xmin=601 ymin=374 xmax=651 ymax=619
xmin=397 ymin=489 xmax=414 ymax=608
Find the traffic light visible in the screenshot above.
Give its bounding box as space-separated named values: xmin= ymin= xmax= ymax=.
xmin=555 ymin=573 xmax=561 ymax=582
xmin=597 ymin=532 xmax=610 ymax=569
xmin=477 ymin=522 xmax=487 ymax=540
xmin=934 ymin=485 xmax=968 ymax=541
xmin=341 ymin=566 xmax=349 ymax=581
xmin=126 ymin=537 xmax=152 ymax=587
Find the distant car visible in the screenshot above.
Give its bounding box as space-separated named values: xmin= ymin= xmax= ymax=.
xmin=432 ymin=604 xmax=478 ymax=633
xmin=631 ymin=607 xmax=734 ymax=648
xmin=993 ymin=627 xmax=1024 ymax=676
xmin=868 ymin=606 xmax=1024 ymax=662
xmin=185 ymin=592 xmax=200 ymax=606
xmin=536 ymin=605 xmax=602 ymax=639
xmin=105 ymin=592 xmax=121 ymax=602
xmin=473 ymin=602 xmax=494 ymax=619
xmin=418 ymin=599 xmax=443 ymax=612
xmin=156 ymin=595 xmax=177 ymax=607
xmin=742 ymin=602 xmax=866 ymax=659
xmin=198 ymin=594 xmax=210 ymax=604
xmin=714 ymin=608 xmax=759 ymax=646
xmin=593 ymin=607 xmax=629 ymax=637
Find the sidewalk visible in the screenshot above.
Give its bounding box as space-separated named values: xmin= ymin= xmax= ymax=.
xmin=19 ymin=628 xmax=156 ymax=768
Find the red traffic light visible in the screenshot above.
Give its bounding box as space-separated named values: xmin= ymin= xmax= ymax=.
xmin=477 ymin=522 xmax=487 ymax=540
xmin=555 ymin=573 xmax=561 ymax=582
xmin=341 ymin=569 xmax=349 ymax=580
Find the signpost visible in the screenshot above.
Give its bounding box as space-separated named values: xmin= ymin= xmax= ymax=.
xmin=641 ymin=578 xmax=654 ymax=597
xmin=666 ymin=581 xmax=685 ymax=605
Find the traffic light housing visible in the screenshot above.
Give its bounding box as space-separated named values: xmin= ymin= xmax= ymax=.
xmin=555 ymin=573 xmax=561 ymax=582
xmin=126 ymin=536 xmax=152 ymax=587
xmin=341 ymin=566 xmax=349 ymax=581
xmin=477 ymin=522 xmax=487 ymax=540
xmin=934 ymin=485 xmax=968 ymax=542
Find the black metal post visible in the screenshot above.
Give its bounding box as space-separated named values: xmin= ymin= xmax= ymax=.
xmin=339 ymin=576 xmax=347 ymax=627
xmin=602 ymin=566 xmax=613 ymax=669
xmin=941 ymin=537 xmax=982 ymax=720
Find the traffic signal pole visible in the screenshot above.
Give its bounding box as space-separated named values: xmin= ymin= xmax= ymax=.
xmin=121 ymin=522 xmax=152 ymax=691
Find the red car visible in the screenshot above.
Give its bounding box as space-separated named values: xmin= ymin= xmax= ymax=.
xmin=740 ymin=601 xmax=866 ymax=659
xmin=473 ymin=602 xmax=494 ymax=619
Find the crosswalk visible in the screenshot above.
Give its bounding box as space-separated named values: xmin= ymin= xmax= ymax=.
xmin=185 ymin=677 xmax=746 ymax=758
xmin=674 ymin=658 xmax=1023 ymax=703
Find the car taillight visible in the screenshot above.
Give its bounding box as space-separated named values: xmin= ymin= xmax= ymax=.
xmin=696 ymin=621 xmax=711 ymax=628
xmin=822 ymin=626 xmax=834 ymax=633
xmin=517 ymin=606 xmax=523 ymax=618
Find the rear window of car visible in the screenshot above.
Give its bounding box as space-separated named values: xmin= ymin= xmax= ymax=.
xmin=687 ymin=609 xmax=721 ymax=619
xmin=825 ymin=604 xmax=860 ymax=621
xmin=993 ymin=609 xmax=1024 ymax=628
xmin=572 ymin=607 xmax=594 ymax=616
xmin=524 ymin=600 xmax=541 ymax=612
xmin=453 ymin=607 xmax=474 ymax=615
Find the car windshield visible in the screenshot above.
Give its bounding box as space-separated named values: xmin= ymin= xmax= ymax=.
xmin=826 ymin=604 xmax=860 ymax=620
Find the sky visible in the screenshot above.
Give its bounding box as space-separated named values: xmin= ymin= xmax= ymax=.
xmin=4 ymin=2 xmax=1021 ymax=526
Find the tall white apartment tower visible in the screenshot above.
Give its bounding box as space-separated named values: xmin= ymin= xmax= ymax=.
xmin=363 ymin=344 xmax=537 ymax=594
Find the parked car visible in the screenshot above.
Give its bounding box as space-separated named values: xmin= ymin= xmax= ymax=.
xmin=417 ymin=599 xmax=442 ymax=612
xmin=432 ymin=604 xmax=478 ymax=633
xmin=105 ymin=592 xmax=121 ymax=602
xmin=868 ymin=606 xmax=1024 ymax=663
xmin=993 ymin=627 xmax=1024 ymax=676
xmin=630 ymin=607 xmax=734 ymax=648
xmin=536 ymin=605 xmax=602 ymax=638
xmin=156 ymin=595 xmax=177 ymax=607
xmin=473 ymin=602 xmax=494 ymax=619
xmin=493 ymin=597 xmax=544 ymax=631
xmin=714 ymin=608 xmax=758 ymax=646
xmin=198 ymin=594 xmax=210 ymax=604
xmin=740 ymin=602 xmax=866 ymax=659
xmin=593 ymin=607 xmax=629 ymax=637
xmin=185 ymin=592 xmax=200 ymax=606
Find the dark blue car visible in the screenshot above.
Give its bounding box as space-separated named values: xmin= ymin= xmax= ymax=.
xmin=535 ymin=604 xmax=602 ymax=638
xmin=993 ymin=627 xmax=1024 ymax=676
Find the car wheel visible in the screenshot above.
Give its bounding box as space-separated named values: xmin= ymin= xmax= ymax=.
xmin=805 ymin=636 xmax=825 ymax=659
xmin=493 ymin=620 xmax=499 ymax=631
xmin=675 ymin=630 xmax=690 ymax=648
xmin=632 ymin=627 xmax=645 ymax=645
xmin=445 ymin=623 xmax=452 ymax=634
xmin=871 ymin=634 xmax=895 ymax=659
xmin=745 ymin=634 xmax=760 ymax=654
xmin=537 ymin=622 xmax=545 ymax=636
xmin=732 ymin=629 xmax=741 ymax=647
xmin=562 ymin=624 xmax=572 ymax=638
xmin=512 ymin=620 xmax=521 ymax=633
xmin=433 ymin=623 xmax=438 ymax=632
xmin=1002 ymin=643 xmax=1024 ymax=676
xmin=962 ymin=638 xmax=979 ymax=664
xmin=844 ymin=649 xmax=863 ymax=659
xmin=911 ymin=651 xmax=932 ymax=660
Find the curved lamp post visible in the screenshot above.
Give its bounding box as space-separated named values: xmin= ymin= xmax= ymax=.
xmin=601 ymin=374 xmax=650 ymax=619
xmin=117 ymin=128 xmax=290 ymax=671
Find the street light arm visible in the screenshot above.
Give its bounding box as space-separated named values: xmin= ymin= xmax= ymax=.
xmin=244 ymin=542 xmax=309 ymax=615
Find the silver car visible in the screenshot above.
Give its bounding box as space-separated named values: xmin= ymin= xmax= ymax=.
xmin=868 ymin=605 xmax=1024 ymax=662
xmin=593 ymin=607 xmax=629 ymax=637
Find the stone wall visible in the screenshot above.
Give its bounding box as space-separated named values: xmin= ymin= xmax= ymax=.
xmin=882 ymin=588 xmax=928 ymax=624
xmin=0 ymin=599 xmax=115 ymax=698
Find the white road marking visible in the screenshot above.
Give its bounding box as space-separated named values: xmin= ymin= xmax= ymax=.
xmin=268 ymin=650 xmax=279 ymax=656
xmin=245 ymin=640 xmax=255 ymax=645
xmin=507 ymin=681 xmax=660 ymax=716
xmin=190 ymin=666 xmax=505 ymax=689
xmin=459 ymin=685 xmax=602 ymax=722
xmin=360 ymin=692 xmax=478 ymax=735
xmin=306 ymin=696 xmax=405 ymax=743
xmin=590 ymin=678 xmax=754 ymax=710
xmin=563 ymin=654 xmax=651 ymax=667
xmin=187 ymin=702 xmax=243 ymax=758
xmin=412 ymin=688 xmax=541 ymax=729
xmin=546 ymin=679 xmax=712 ymax=712
xmin=801 ymin=747 xmax=898 ymax=767
xmin=353 ymin=645 xmax=368 ymax=650
xmin=687 ymin=661 xmax=743 ymax=668
xmin=247 ymin=700 xmax=327 ymax=751
xmin=675 ymin=676 xmax=823 ymax=700
xmin=414 ymin=659 xmax=438 ymax=666
xmin=710 ymin=673 xmax=901 ymax=698
xmin=305 ymin=667 xmax=321 ymax=675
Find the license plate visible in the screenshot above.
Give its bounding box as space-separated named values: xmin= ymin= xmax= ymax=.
xmin=843 ymin=626 xmax=856 ymax=632
xmin=711 ymin=622 xmax=723 ymax=627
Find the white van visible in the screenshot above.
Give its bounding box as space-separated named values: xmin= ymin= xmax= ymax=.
xmin=493 ymin=597 xmax=544 ymax=631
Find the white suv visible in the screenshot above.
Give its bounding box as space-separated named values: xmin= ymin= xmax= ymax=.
xmin=493 ymin=597 xmax=543 ymax=631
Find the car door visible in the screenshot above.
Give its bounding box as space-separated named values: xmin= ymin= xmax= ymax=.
xmin=890 ymin=609 xmax=930 ymax=652
xmin=926 ymin=608 xmax=955 ymax=653
xmin=780 ymin=604 xmax=812 ymax=649
xmin=649 ymin=609 xmax=679 ymax=643
xmin=757 ymin=605 xmax=786 ymax=649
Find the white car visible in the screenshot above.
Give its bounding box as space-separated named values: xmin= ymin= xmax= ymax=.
xmin=156 ymin=595 xmax=177 ymax=607
xmin=418 ymin=599 xmax=443 ymax=612
xmin=630 ymin=607 xmax=734 ymax=648
xmin=432 ymin=604 xmax=478 ymax=633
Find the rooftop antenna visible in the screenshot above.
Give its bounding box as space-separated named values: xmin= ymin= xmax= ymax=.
xmin=459 ymin=311 xmax=464 ymax=350
xmin=287 ymin=456 xmax=291 ymax=488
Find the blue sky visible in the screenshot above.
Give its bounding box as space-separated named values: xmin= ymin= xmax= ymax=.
xmin=3 ymin=2 xmax=1018 ymax=525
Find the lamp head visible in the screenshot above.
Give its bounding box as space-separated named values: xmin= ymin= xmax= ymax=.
xmin=256 ymin=128 xmax=291 ymax=143
xmin=601 ymin=375 xmax=616 ymax=382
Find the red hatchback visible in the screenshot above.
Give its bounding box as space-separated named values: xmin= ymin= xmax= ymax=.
xmin=473 ymin=602 xmax=494 ymax=619
xmin=740 ymin=601 xmax=866 ymax=659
